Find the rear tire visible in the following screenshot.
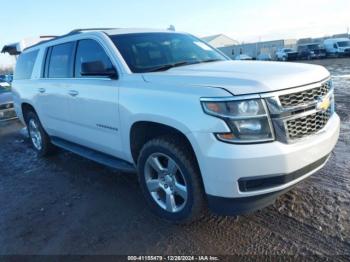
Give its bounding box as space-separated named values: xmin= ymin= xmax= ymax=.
xmin=137 ymin=136 xmax=206 ymax=224
xmin=25 ymin=111 xmax=55 ymax=157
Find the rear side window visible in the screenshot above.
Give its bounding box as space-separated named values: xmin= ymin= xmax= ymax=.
xmin=48 ymin=42 xmax=75 ymax=78
xmin=74 ymin=39 xmax=113 ymax=78
xmin=14 ymin=50 xmax=39 ymax=80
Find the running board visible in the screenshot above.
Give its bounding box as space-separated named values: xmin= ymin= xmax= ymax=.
xmin=51 ymin=137 xmax=136 ymax=173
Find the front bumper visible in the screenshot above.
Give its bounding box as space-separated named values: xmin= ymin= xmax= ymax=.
xmin=207 ymin=154 xmax=329 ymax=215
xmin=188 ymin=113 xmax=340 ymax=200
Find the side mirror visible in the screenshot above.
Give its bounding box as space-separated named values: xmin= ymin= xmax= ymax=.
xmin=81 ymin=61 xmax=118 ymax=79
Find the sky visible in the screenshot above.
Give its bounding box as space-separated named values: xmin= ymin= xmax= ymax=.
xmin=1 ymin=0 xmax=349 ymax=67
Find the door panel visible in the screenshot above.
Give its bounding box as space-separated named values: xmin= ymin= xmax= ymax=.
xmin=35 ymin=42 xmax=75 ymax=139
xmin=67 ymin=79 xmax=121 ymax=157
xmin=35 ymin=80 xmax=71 ymax=138
xmin=66 ymin=39 xmax=122 ymax=158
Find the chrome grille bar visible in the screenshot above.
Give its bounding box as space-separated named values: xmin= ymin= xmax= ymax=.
xmin=263 ymin=78 xmax=334 ymax=143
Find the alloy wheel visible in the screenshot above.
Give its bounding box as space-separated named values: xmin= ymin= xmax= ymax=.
xmin=28 ymin=118 xmax=42 ymax=151
xmin=144 ymin=153 xmax=188 ymax=213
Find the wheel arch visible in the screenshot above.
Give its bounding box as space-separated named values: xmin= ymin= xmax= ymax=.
xmin=21 ymin=102 xmax=37 ymax=123
xmin=129 ymin=121 xmax=198 ymax=167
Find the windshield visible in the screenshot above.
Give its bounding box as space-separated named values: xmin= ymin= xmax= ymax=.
xmin=110 ymin=33 xmax=227 ymax=73
xmin=284 ymin=48 xmax=292 ymax=52
xmin=338 ymin=41 xmax=350 ymax=47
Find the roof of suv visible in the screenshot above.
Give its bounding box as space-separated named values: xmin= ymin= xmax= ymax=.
xmin=102 ymin=28 xmax=176 ymax=35
xmin=22 ymin=28 xmax=179 ymax=52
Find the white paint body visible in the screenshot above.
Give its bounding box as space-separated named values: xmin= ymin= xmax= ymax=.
xmin=12 ymin=29 xmax=340 ymax=198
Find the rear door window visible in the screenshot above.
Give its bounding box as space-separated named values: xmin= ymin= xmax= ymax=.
xmin=14 ymin=50 xmax=39 ymax=80
xmin=48 ymin=42 xmax=75 ymax=78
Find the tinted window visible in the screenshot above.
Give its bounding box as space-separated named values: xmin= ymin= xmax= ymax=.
xmin=110 ymin=33 xmax=227 ymax=73
xmin=14 ymin=50 xmax=39 ymax=80
xmin=48 ymin=42 xmax=75 ymax=78
xmin=75 ymin=39 xmax=114 ymax=78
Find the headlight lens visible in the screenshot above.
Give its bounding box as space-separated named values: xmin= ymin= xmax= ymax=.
xmin=238 ymin=100 xmax=260 ymax=115
xmin=202 ymin=98 xmax=274 ymax=143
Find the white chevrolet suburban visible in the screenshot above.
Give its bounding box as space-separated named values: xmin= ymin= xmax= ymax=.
xmin=12 ymin=28 xmax=340 ymax=223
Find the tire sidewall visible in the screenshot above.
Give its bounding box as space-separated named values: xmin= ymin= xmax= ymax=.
xmin=137 ymin=142 xmax=196 ymax=222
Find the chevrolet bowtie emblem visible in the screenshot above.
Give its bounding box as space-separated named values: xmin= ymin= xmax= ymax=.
xmin=317 ymin=96 xmax=331 ymax=112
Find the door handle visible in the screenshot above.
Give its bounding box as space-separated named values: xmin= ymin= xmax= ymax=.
xmin=68 ymin=90 xmax=79 ymax=97
xmin=38 ymin=88 xmax=46 ymax=93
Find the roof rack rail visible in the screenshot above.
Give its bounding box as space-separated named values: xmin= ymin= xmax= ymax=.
xmin=22 ymin=28 xmax=117 ymax=52
xmin=69 ymin=28 xmax=119 ymax=34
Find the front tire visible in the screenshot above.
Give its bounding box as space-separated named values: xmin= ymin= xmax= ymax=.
xmin=137 ymin=136 xmax=206 ymax=223
xmin=25 ymin=111 xmax=55 ymax=157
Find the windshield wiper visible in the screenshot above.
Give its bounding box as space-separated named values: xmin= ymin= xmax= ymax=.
xmin=198 ymin=59 xmax=222 ymax=63
xmin=146 ymin=59 xmax=223 ymax=72
xmin=146 ymin=61 xmax=194 ymax=72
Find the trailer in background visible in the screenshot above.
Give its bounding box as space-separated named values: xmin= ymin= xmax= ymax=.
xmin=1 ymin=36 xmax=55 ymax=57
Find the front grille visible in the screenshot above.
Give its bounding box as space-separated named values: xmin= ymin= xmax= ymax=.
xmin=286 ymin=109 xmax=331 ymax=139
xmin=0 ymin=102 xmax=14 ymax=110
xmin=279 ymin=81 xmax=331 ymax=107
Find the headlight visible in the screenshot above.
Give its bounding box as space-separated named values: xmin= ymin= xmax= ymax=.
xmin=201 ymin=98 xmax=274 ymax=143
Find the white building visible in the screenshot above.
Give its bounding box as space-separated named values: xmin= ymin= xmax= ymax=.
xmin=219 ymin=39 xmax=297 ymax=59
xmin=201 ymin=34 xmax=239 ymax=48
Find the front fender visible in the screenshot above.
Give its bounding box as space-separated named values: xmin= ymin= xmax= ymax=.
xmin=118 ymin=83 xmax=231 ymax=162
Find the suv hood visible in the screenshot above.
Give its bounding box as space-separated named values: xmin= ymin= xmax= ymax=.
xmin=142 ymin=61 xmax=330 ymax=95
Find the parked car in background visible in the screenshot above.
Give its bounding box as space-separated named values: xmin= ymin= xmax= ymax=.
xmin=0 ymin=81 xmax=16 ymax=121
xmin=256 ymin=53 xmax=272 ymax=61
xmin=297 ymin=43 xmax=327 ymax=60
xmin=0 ymin=74 xmax=13 ymax=84
xmin=275 ymin=48 xmax=298 ymax=61
xmin=0 ymin=80 xmax=11 ymax=89
xmin=12 ymin=28 xmax=340 ymax=223
xmin=234 ymin=54 xmax=252 ymax=60
xmin=323 ymin=38 xmax=350 ymax=57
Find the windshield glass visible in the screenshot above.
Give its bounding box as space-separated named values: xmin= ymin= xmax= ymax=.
xmin=110 ymin=33 xmax=227 ymax=73
xmin=284 ymin=48 xmax=292 ymax=52
xmin=338 ymin=41 xmax=350 ymax=47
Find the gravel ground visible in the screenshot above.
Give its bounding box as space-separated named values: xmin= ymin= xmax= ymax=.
xmin=0 ymin=58 xmax=349 ymax=258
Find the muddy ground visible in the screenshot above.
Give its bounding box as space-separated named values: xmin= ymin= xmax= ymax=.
xmin=0 ymin=58 xmax=349 ymax=258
